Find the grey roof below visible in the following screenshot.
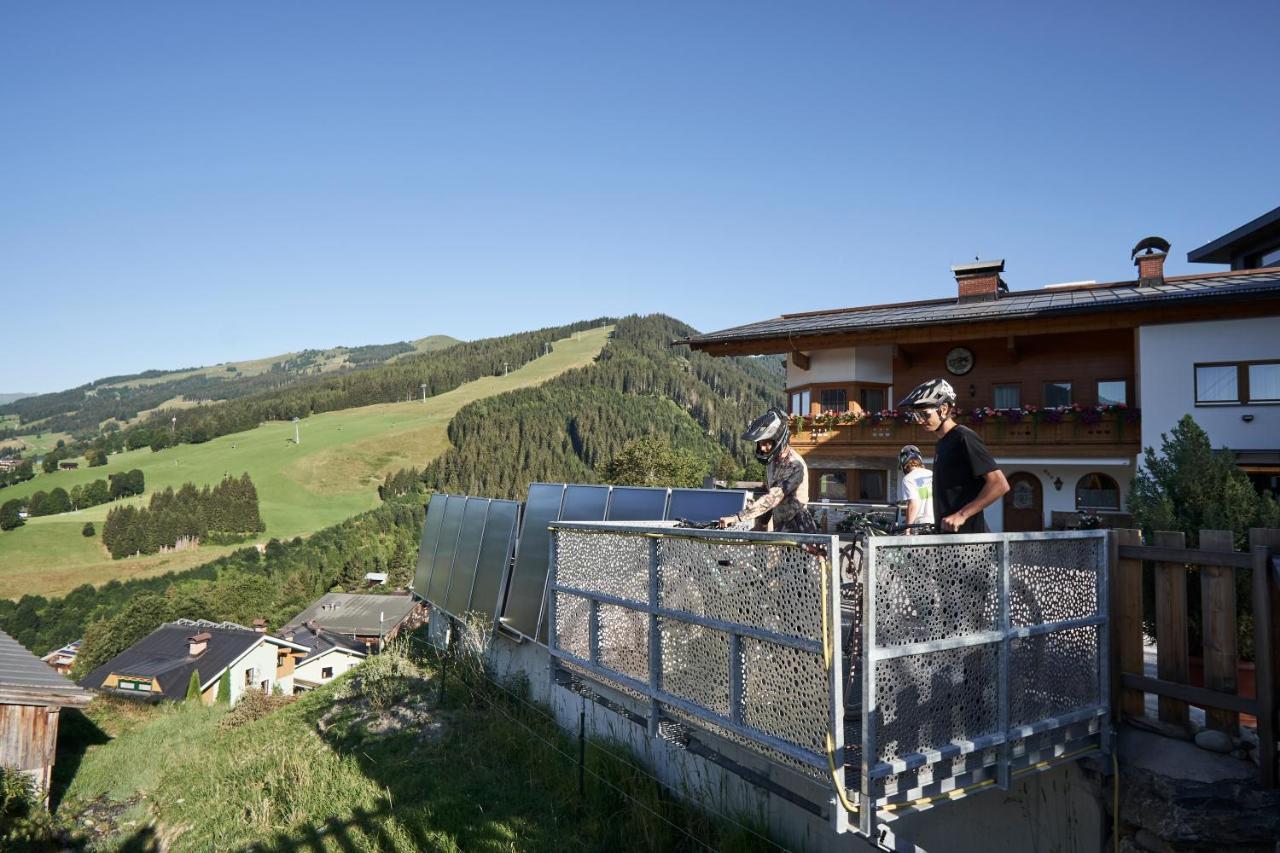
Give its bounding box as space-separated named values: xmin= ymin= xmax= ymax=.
xmin=282 ymin=593 xmax=417 ymax=637
xmin=680 ymin=269 xmax=1280 ymax=348
xmin=0 ymin=628 xmax=92 ymax=706
xmin=279 ymin=625 xmax=369 ymax=664
xmin=78 ymin=622 xmax=263 ymax=701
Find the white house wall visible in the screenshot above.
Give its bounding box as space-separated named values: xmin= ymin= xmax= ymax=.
xmin=981 ymin=461 xmax=1133 ymax=533
xmin=1138 ymin=317 xmax=1280 ymax=453
xmin=222 ymin=641 xmax=287 ymax=705
xmin=786 ymin=346 xmax=894 ymax=387
xmin=295 ymin=651 xmax=363 ymax=687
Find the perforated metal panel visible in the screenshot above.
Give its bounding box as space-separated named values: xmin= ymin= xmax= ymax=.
xmin=444 ymin=498 xmax=490 ymax=615
xmin=470 ymin=499 xmax=519 ymax=621
xmin=606 ymin=487 xmax=670 ymax=521
xmin=412 ymin=495 xmax=449 ymax=599
xmin=665 ymin=488 xmax=748 ymax=523
xmin=500 ymin=483 xmax=565 ymax=639
xmin=426 ymin=495 xmax=466 ymax=606
xmin=871 ymin=540 xmax=1000 ymax=647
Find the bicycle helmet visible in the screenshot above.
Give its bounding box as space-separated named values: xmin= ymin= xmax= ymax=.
xmin=742 ymin=406 xmax=790 ymax=465
xmin=898 ymin=444 xmax=924 ymax=471
xmin=897 ymin=377 xmax=956 ymax=410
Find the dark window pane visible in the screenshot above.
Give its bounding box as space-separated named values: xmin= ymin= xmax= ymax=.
xmin=1076 ymin=472 xmax=1120 ymax=510
xmin=819 ymin=388 xmax=847 ymax=411
xmin=860 ymin=388 xmax=886 ymax=412
xmin=994 ymin=385 xmax=1020 ymax=409
xmin=858 ymin=470 xmax=887 ymax=502
xmin=1044 ymin=382 xmax=1072 ymax=407
xmin=816 ymin=472 xmax=847 ymax=501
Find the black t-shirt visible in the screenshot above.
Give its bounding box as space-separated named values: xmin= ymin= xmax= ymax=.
xmin=932 ymin=425 xmax=998 ymax=534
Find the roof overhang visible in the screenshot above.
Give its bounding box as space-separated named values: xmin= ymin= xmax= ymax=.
xmin=0 ymin=684 xmax=93 ymax=708
xmin=1188 ymin=206 xmax=1280 ymax=264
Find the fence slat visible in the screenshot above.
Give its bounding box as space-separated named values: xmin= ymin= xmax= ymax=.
xmin=1250 ymin=529 xmax=1280 ymax=788
xmin=1114 ymin=529 xmax=1145 ymax=719
xmin=1155 ymin=530 xmax=1190 ymax=728
xmin=1200 ymin=530 xmax=1239 ymax=735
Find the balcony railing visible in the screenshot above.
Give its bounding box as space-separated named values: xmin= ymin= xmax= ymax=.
xmin=790 ymin=408 xmax=1141 ymax=449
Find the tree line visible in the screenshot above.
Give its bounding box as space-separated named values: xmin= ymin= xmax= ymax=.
xmin=0 ymin=469 xmax=144 ymax=531
xmin=417 ymin=314 xmax=783 ymax=499
xmin=101 ymin=473 xmax=263 ymax=558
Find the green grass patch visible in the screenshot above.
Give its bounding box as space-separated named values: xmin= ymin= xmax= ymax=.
xmin=0 ymin=328 xmax=611 ymax=599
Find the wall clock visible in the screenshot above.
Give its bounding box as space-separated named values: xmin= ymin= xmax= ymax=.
xmin=945 ymin=347 xmax=974 ymax=376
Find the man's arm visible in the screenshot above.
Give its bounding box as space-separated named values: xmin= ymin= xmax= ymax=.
xmin=721 ymin=485 xmax=784 ymax=526
xmin=906 ymin=498 xmax=925 ymax=526
xmin=940 ymin=470 xmax=1009 ymax=532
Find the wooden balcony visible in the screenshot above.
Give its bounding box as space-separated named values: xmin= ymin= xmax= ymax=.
xmin=790 ymin=410 xmax=1141 ymax=458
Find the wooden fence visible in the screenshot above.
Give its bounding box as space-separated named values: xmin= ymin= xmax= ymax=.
xmin=1110 ymin=527 xmax=1279 ymax=787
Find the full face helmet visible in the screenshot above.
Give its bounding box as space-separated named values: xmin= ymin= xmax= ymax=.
xmin=742 ymin=406 xmax=790 ymax=465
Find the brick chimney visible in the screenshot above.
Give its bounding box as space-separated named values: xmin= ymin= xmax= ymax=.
xmin=253 ymin=618 xmax=267 ymax=634
xmin=952 ymin=259 xmax=1007 ymax=303
xmin=187 ymin=632 xmax=211 ymax=656
xmin=1131 ymin=236 xmax=1170 ymax=285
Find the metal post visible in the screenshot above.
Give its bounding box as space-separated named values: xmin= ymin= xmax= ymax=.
xmin=859 ymin=538 xmax=878 ymax=839
xmin=648 ymin=537 xmax=661 ymax=737
xmin=1098 ymin=533 xmax=1113 ymax=752
xmin=729 ymin=633 xmax=743 ymax=725
xmin=997 ymin=540 xmax=1012 ymax=790
xmin=589 ymin=599 xmax=600 ymax=665
xmin=826 ymin=536 xmax=849 ymax=834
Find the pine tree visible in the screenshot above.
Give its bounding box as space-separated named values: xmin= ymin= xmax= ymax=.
xmin=186 ymin=669 xmax=202 ymax=702
xmin=216 ymin=670 xmax=231 ymax=704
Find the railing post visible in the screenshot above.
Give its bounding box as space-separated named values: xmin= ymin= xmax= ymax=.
xmin=859 ymin=538 xmax=878 ymax=839
xmin=1113 ymin=529 xmax=1145 ymax=719
xmin=647 ymin=536 xmax=661 ymax=737
xmin=1249 ymin=532 xmax=1279 ymax=788
xmin=1154 ymin=530 xmax=1190 ymax=728
xmin=997 ymin=538 xmax=1012 ymax=789
xmin=1200 ymin=530 xmax=1239 ymax=735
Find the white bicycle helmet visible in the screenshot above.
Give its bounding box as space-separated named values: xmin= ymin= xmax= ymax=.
xmin=897 ymin=378 xmax=956 ymax=410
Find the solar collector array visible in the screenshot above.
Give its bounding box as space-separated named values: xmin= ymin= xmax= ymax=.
xmin=414 ymin=494 xmax=520 ymax=623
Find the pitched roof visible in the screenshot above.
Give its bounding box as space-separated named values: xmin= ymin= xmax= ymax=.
xmin=1188 ymin=206 xmax=1280 ymax=265
xmin=78 ymin=621 xmax=263 ymax=701
xmin=0 ymin=628 xmax=92 ymax=707
xmin=282 ymin=593 xmax=417 ymax=637
xmin=679 ymin=268 xmax=1280 ymax=349
xmin=278 ymin=624 xmax=369 ymax=664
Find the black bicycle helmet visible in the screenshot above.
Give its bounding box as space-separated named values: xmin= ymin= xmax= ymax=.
xmin=742 ymin=406 xmax=790 ymax=465
xmin=898 ymin=444 xmax=924 ymax=471
xmin=897 ymin=377 xmax=957 ymax=410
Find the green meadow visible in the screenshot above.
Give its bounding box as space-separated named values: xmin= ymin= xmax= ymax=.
xmin=0 ymin=326 xmax=611 ymax=599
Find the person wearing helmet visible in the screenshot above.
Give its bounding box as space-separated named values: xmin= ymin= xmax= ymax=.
xmin=897 ymin=378 xmax=1008 ymax=533
xmin=897 ymin=444 xmax=933 ymax=531
xmin=718 ymin=406 xmax=818 ymax=534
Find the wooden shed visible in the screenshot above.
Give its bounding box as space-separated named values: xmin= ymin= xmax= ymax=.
xmin=0 ymin=628 xmax=91 ymax=802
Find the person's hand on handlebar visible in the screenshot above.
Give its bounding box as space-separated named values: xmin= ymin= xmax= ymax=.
xmin=718 ymin=514 xmax=741 ymax=529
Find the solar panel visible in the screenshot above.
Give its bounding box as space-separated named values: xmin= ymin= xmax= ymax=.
xmin=469 ymin=499 xmax=519 ymax=622
xmin=665 ymin=488 xmax=749 ymax=523
xmin=500 ymin=483 xmax=566 ymax=639
xmin=412 ymin=495 xmax=449 ymax=599
xmin=444 ymin=498 xmax=490 ymax=615
xmin=606 ymin=486 xmax=669 ymax=521
xmin=560 ymin=484 xmax=610 ymax=521
xmin=426 ymin=495 xmax=466 ymax=606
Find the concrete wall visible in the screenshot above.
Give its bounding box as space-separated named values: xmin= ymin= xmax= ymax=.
xmin=1138 ymin=317 xmax=1280 ymax=453
xmin=787 ymin=346 xmax=894 ymax=388
xmin=456 ymin=611 xmax=1107 ymax=853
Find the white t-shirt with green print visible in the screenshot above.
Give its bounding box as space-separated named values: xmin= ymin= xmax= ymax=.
xmin=900 ymin=467 xmax=934 ymax=525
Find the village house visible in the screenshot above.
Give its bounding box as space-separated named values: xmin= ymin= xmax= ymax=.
xmin=1 ymin=628 xmax=91 ymax=802
xmin=78 ymin=619 xmax=308 ymax=705
xmin=276 ymin=623 xmax=367 ymax=692
xmin=40 ymin=640 xmax=80 ymax=676
xmin=681 ymin=210 xmax=1280 ymax=531
xmin=281 ymin=592 xmax=423 ymax=654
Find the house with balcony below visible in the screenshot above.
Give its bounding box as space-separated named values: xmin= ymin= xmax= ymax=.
xmin=682 ymin=215 xmax=1280 ymax=531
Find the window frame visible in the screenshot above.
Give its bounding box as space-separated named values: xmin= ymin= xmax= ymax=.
xmin=1096 ymin=378 xmax=1128 ymax=406
xmin=1075 ymin=472 xmax=1121 ymax=511
xmin=787 ymin=381 xmax=891 ymax=417
xmin=1043 ymin=380 xmax=1073 ymax=408
xmin=1194 ymin=359 xmax=1280 ymax=406
xmin=808 ymin=468 xmax=890 ymax=504
xmin=993 ymin=383 xmax=1022 ymax=409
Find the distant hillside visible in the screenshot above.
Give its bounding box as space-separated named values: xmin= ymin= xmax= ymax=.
xmin=0 ymin=335 xmax=462 ymax=436
xmin=0 ymin=393 xmax=37 ymax=406
xmin=423 ymin=314 xmax=785 ymax=498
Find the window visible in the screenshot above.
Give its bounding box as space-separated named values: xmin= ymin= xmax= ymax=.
xmin=321 ymin=666 xmax=334 ymax=680
xmin=819 ymin=388 xmax=847 ymax=411
xmin=245 ymin=667 xmax=257 ymax=686
xmin=859 ymin=387 xmax=886 ymax=413
xmin=858 ymin=470 xmax=887 ymax=502
xmin=1097 ymin=380 xmax=1127 ymax=406
xmin=790 ymin=390 xmax=811 ymax=416
xmin=813 ymin=471 xmax=848 ymax=501
xmin=1196 ymin=365 xmax=1238 ymax=403
xmin=1076 ymin=472 xmax=1120 ymax=510
xmin=1044 ymin=381 xmax=1072 ymax=407
xmin=116 ymin=676 xmax=153 ymax=692
xmin=994 ymin=384 xmax=1021 ymax=409
xmin=1195 ymin=361 xmax=1280 ymax=404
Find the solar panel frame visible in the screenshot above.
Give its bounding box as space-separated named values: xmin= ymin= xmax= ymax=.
xmin=559 ymin=484 xmax=610 ymax=521
xmin=499 ymin=483 xmax=567 ymax=640
xmin=665 ymin=488 xmax=749 ymax=523
xmin=426 ymin=495 xmax=466 ymax=606
xmin=443 ymin=498 xmax=490 ymax=616
xmin=412 ymin=495 xmax=450 ymax=599
xmin=470 ymin=499 xmax=519 ymax=623
xmin=605 ymin=486 xmax=670 ymax=521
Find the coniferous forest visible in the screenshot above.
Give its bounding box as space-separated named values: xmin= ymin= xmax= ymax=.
xmin=101 ymin=473 xmax=265 ymax=558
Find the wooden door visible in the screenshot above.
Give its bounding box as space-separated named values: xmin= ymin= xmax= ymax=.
xmin=1003 ymin=472 xmax=1043 ymax=532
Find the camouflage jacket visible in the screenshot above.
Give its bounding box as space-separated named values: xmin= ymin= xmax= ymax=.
xmin=738 ymin=447 xmax=817 ymax=534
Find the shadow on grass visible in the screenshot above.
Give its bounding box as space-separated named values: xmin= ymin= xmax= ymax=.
xmin=50 ymin=708 xmax=110 ymax=812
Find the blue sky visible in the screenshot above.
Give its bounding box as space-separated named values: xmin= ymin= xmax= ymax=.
xmin=2 ymin=2 xmax=1276 ymax=391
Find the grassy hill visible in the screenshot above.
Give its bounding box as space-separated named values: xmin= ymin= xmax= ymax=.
xmin=0 ymin=327 xmax=611 ymax=599
xmin=28 ymin=645 xmax=765 ymax=852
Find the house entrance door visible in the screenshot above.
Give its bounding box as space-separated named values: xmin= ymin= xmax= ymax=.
xmin=1003 ymin=472 xmax=1043 ymax=532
